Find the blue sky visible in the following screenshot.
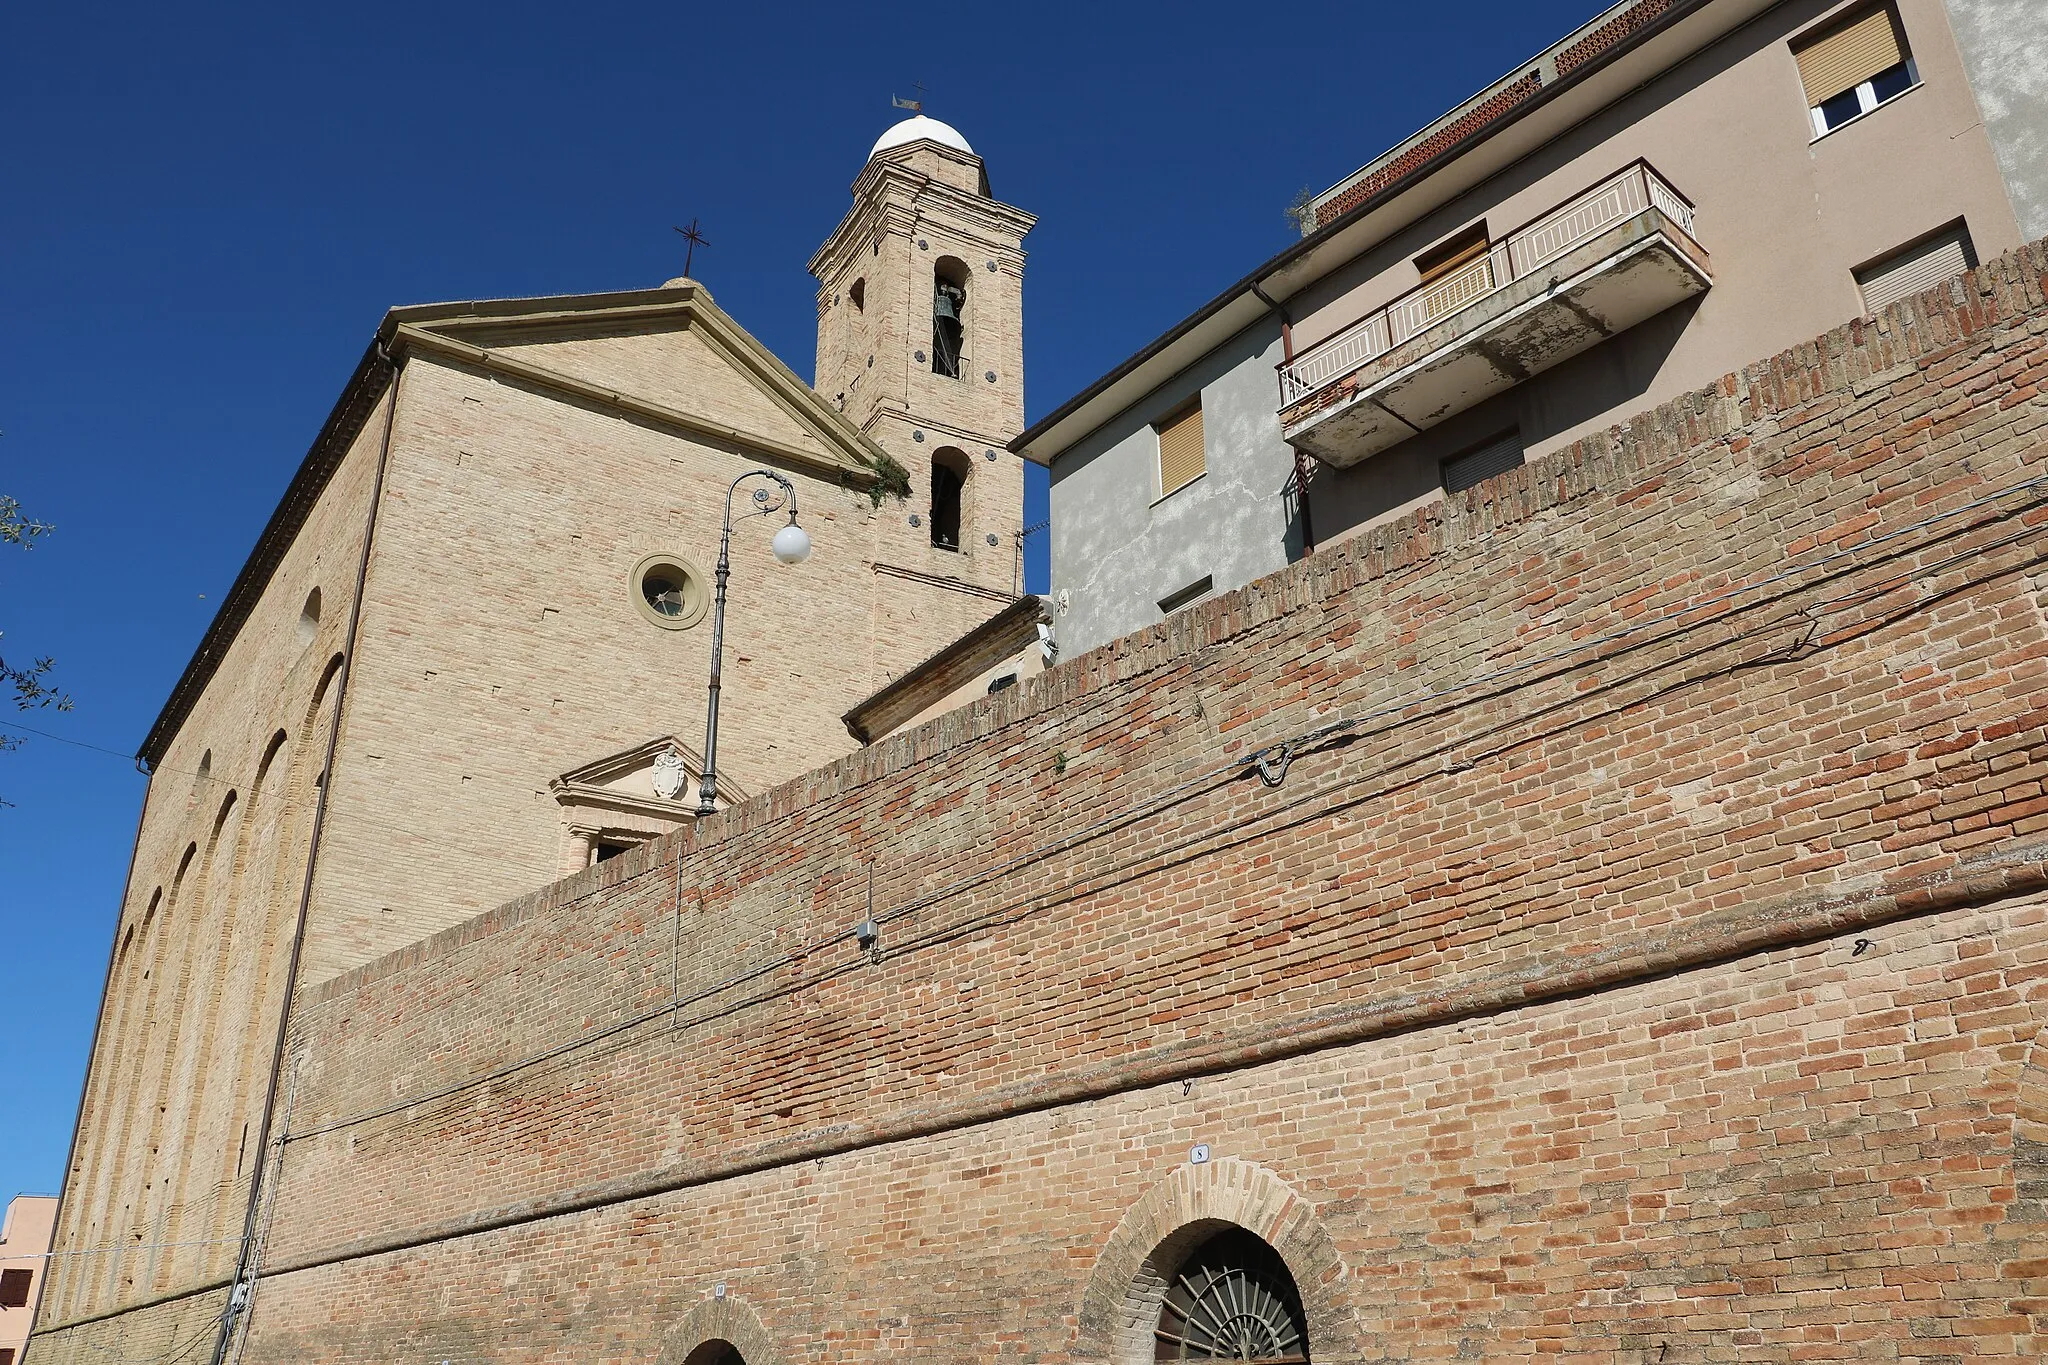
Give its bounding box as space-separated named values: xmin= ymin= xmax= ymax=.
xmin=0 ymin=0 xmax=1604 ymax=1199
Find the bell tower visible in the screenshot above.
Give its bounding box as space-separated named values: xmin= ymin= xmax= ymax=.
xmin=810 ymin=114 xmax=1034 ymax=581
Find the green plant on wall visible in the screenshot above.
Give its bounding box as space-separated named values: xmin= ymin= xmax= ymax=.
xmin=860 ymin=450 xmax=913 ymax=507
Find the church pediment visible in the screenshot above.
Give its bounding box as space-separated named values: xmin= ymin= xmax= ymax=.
xmin=385 ymin=283 xmax=894 ymax=487
xmin=549 ymin=734 xmax=748 ymax=822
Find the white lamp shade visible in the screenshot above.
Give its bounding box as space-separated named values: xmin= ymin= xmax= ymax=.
xmin=771 ymin=522 xmax=812 ymax=564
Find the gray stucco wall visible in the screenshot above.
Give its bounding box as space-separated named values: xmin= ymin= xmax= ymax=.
xmin=1048 ymin=319 xmax=1295 ymax=657
xmin=1943 ymin=0 xmax=2048 ymax=240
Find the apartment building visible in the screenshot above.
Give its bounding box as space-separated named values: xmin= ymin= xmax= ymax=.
xmin=0 ymin=1195 xmax=56 ymax=1365
xmin=1020 ymin=0 xmax=2048 ymax=655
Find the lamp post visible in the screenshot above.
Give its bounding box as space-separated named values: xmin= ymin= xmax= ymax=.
xmin=698 ymin=469 xmax=811 ymax=817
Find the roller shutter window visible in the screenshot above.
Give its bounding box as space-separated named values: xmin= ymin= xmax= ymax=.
xmin=1795 ymin=5 xmax=1916 ymax=135
xmin=1856 ymin=223 xmax=1977 ymax=313
xmin=1441 ymin=430 xmax=1526 ymax=495
xmin=1156 ymin=399 xmax=1206 ymax=498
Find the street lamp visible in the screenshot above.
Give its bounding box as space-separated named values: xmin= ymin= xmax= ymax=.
xmin=698 ymin=469 xmax=811 ymax=817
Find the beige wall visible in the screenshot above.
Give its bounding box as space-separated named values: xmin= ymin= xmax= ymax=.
xmin=1295 ymin=0 xmax=2022 ymax=535
xmin=303 ymin=340 xmax=1011 ymax=982
xmin=1 ymin=1194 xmax=56 ymax=1362
xmin=40 ymin=381 xmax=384 ymax=1332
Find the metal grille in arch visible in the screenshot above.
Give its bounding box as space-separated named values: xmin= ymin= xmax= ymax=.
xmin=1153 ymin=1229 xmax=1310 ymax=1363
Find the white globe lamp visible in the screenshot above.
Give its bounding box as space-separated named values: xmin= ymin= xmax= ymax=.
xmin=772 ymin=521 xmax=812 ymax=565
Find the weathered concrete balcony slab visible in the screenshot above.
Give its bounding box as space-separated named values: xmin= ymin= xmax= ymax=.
xmin=1279 ymin=162 xmax=1711 ymax=466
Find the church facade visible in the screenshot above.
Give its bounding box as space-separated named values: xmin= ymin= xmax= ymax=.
xmin=31 ymin=117 xmax=1031 ymax=1358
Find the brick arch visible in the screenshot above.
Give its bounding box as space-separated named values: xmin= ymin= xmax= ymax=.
xmin=1075 ymin=1157 xmax=1356 ymax=1365
xmin=2003 ymin=1024 xmax=2048 ymax=1346
xmin=654 ymin=1293 xmax=786 ymax=1365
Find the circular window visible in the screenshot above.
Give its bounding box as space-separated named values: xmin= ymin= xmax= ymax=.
xmin=630 ymin=553 xmax=710 ymax=630
xmin=1153 ymin=1229 xmax=1309 ymax=1362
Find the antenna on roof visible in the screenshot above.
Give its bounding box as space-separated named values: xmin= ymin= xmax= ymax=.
xmin=892 ymin=81 xmax=926 ymax=113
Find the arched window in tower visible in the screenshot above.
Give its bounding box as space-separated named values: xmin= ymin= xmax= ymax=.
xmin=849 ymin=278 xmax=865 ymax=312
xmin=1153 ymin=1228 xmax=1310 ymax=1362
xmin=932 ymin=256 xmax=968 ymax=378
xmin=929 ymin=447 xmax=970 ymax=551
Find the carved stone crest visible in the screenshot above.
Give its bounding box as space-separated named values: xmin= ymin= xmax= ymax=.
xmin=651 ymin=747 xmax=690 ymax=802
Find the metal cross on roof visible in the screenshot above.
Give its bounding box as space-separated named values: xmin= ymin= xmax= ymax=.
xmin=672 ymin=219 xmax=709 ymax=278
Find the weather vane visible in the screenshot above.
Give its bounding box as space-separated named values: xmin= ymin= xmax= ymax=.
xmin=672 ymin=219 xmax=709 ymax=278
xmin=892 ymin=81 xmax=927 ymax=113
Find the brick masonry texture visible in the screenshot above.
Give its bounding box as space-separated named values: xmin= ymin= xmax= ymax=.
xmin=35 ymin=245 xmax=2048 ymax=1361
xmin=1554 ymin=0 xmax=1681 ymax=77
xmin=1313 ymin=72 xmax=1546 ymax=229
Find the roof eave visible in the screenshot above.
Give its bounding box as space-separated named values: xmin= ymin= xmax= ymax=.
xmin=138 ymin=339 xmax=396 ymax=768
xmin=842 ymin=595 xmax=1047 ymax=744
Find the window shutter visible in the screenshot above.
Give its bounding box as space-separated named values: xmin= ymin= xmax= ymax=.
xmin=0 ymin=1268 xmax=30 ymax=1308
xmin=1441 ymin=430 xmax=1525 ymax=495
xmin=1157 ymin=401 xmax=1206 ymax=497
xmin=1415 ymin=224 xmax=1491 ymax=286
xmin=1794 ymin=6 xmax=1904 ymax=106
xmin=1856 ymin=224 xmax=1976 ymax=312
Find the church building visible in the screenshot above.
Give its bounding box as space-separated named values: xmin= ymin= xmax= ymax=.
xmin=34 ymin=113 xmax=1032 ymax=1348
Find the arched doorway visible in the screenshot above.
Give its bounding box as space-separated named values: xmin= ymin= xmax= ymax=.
xmin=1151 ymin=1226 xmax=1310 ymax=1363
xmin=682 ymin=1340 xmax=744 ymax=1365
xmin=1076 ymin=1158 xmax=1352 ymax=1365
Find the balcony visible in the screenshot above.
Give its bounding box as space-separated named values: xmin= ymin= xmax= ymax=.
xmin=1278 ymin=161 xmax=1711 ymax=466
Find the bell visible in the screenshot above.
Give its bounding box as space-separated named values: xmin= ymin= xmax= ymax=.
xmin=933 ymin=288 xmax=960 ymax=322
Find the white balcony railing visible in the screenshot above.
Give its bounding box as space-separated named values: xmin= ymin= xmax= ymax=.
xmin=1280 ymin=161 xmax=1698 ymax=408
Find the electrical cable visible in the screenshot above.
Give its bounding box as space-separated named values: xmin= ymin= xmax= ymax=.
xmin=0 ymin=719 xmax=231 ymax=787
xmin=10 ymin=1236 xmax=241 ymax=1262
xmin=279 ymin=474 xmax=2048 ymax=1143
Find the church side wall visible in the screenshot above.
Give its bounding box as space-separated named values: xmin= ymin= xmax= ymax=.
xmin=295 ymin=350 xmax=1005 ymax=988
xmin=37 ymin=382 xmax=391 ymax=1334
xmin=32 ymin=244 xmax=2045 ymax=1363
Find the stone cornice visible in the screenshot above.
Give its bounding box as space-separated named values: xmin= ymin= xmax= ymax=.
xmin=550 ymin=784 xmax=703 ymax=826
xmin=393 ymin=324 xmax=870 ymax=485
xmin=809 ymin=149 xmax=1034 ymax=281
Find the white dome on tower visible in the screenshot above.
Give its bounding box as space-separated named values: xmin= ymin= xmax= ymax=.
xmin=869 ymin=115 xmax=974 ymax=161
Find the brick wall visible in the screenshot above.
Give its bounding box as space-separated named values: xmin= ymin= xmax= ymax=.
xmin=35 ymin=244 xmax=2048 ymax=1362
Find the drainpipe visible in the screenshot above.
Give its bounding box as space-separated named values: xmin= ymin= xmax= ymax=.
xmin=1251 ymin=282 xmax=1315 ymax=555
xmin=206 ymin=340 xmax=405 ymax=1365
